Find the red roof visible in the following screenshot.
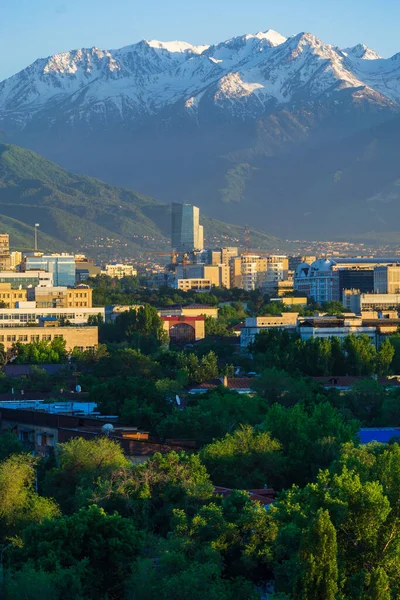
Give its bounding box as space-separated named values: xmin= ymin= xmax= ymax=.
xmin=194 ymin=377 xmax=253 ymax=390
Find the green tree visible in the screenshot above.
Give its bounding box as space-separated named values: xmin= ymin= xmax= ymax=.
xmin=376 ymin=339 xmax=395 ymax=376
xmin=0 ymin=454 xmax=59 ymax=540
xmin=201 ymin=425 xmax=284 ymax=489
xmin=298 ymin=509 xmax=338 ymax=600
xmin=43 ymin=437 xmax=129 ymax=513
xmin=8 ymin=505 xmax=143 ymax=600
xmin=365 ymin=567 xmax=391 ymax=600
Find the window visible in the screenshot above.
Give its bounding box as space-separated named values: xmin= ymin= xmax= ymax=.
xmin=30 ymin=335 xmax=40 ymax=342
xmin=42 ymin=335 xmax=52 ymax=341
xmin=6 ymin=335 xmax=16 ymax=342
xmin=18 ymin=335 xmax=28 ymax=342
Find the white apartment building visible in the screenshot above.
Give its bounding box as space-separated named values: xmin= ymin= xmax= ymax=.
xmin=240 ymin=314 xmax=299 ymax=347
xmin=0 ymin=307 xmax=105 ymax=327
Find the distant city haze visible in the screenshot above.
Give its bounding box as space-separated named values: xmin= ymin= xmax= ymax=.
xmin=1 ymin=0 xmax=400 ymax=80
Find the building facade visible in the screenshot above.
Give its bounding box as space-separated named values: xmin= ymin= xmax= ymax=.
xmin=171 ymin=203 xmax=204 ymax=252
xmin=0 ymin=324 xmax=98 ymax=351
xmin=0 ymin=306 xmax=105 ymax=327
xmin=104 ymin=264 xmax=138 ymax=279
xmin=24 ymin=254 xmax=75 ymax=287
xmin=0 ymin=235 xmax=11 ymax=271
xmin=374 ymin=265 xmax=400 ymax=294
xmin=34 ymin=286 xmax=93 ymax=309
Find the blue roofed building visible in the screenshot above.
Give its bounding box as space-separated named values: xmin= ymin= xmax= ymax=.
xmin=359 ymin=428 xmax=400 ymax=444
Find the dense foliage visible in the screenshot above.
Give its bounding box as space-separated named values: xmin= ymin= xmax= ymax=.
xmin=1 ymin=294 xmax=400 ymax=598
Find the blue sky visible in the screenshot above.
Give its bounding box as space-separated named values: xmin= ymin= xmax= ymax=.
xmin=1 ymin=0 xmax=399 ymax=80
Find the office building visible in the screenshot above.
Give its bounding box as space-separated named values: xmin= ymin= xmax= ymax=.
xmin=0 ymin=271 xmax=53 ymax=290
xmin=171 ymin=203 xmax=204 ymax=252
xmin=24 ymin=254 xmax=75 ymax=287
xmin=374 ymin=265 xmax=400 ymax=294
xmin=339 ymin=268 xmax=374 ymax=295
xmin=0 ymin=235 xmax=11 ymax=271
xmin=75 ymin=255 xmax=101 ymax=282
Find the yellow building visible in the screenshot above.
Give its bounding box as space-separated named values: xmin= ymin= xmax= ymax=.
xmin=161 ymin=316 xmax=205 ymax=343
xmin=176 ymin=278 xmax=213 ymax=291
xmin=0 ymin=325 xmax=98 ymax=351
xmin=271 ymin=296 xmax=308 ymax=307
xmin=0 ymin=284 xmax=27 ymax=308
xmin=35 ymin=287 xmax=93 ymax=308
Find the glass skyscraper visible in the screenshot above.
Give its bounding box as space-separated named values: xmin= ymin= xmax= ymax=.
xmin=171 ymin=203 xmax=204 ymax=252
xmin=24 ymin=255 xmax=75 ymax=287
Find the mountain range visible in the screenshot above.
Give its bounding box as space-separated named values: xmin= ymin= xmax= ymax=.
xmin=1 ymin=29 xmax=400 ymax=239
xmin=0 ymin=142 xmax=281 ymax=257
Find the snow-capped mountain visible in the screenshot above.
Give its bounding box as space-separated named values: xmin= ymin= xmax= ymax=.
xmin=0 ymin=28 xmax=398 ymax=130
xmin=2 ymin=28 xmax=400 ymax=241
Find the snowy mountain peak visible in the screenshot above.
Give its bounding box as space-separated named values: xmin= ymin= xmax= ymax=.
xmin=144 ymin=39 xmax=209 ymax=54
xmin=343 ymin=43 xmax=382 ymax=60
xmin=0 ymin=28 xmax=398 ymax=130
xmin=249 ymin=29 xmax=287 ymax=46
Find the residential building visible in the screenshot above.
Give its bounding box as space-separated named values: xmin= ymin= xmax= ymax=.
xmin=161 ymin=315 xmax=205 ymax=343
xmin=0 ymin=234 xmax=11 ymax=271
xmin=174 ymin=264 xmax=230 ymax=289
xmin=0 ymin=324 xmax=98 ymax=351
xmin=374 ymin=265 xmax=400 ymax=294
xmin=104 ymin=264 xmax=138 ymax=279
xmin=221 ymin=247 xmax=238 ymax=266
xmin=0 ymin=306 xmax=105 ymax=327
xmin=230 ymin=255 xmax=268 ymax=291
xmin=23 ymin=254 xmax=75 ymax=287
xmin=171 ymin=203 xmax=204 ymax=252
xmin=240 ymin=314 xmax=299 ymax=347
xmin=10 ymin=251 xmax=22 ymax=270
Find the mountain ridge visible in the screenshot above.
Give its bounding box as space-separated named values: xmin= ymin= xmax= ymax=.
xmin=2 ymin=28 xmax=400 ymax=239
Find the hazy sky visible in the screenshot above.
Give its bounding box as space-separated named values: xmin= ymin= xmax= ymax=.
xmin=1 ymin=0 xmax=399 ymax=80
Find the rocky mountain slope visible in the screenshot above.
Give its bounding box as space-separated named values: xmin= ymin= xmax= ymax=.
xmin=1 ymin=28 xmax=400 ymax=238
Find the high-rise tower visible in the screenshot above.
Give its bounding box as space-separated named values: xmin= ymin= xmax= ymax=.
xmin=171 ymin=203 xmax=204 ymax=252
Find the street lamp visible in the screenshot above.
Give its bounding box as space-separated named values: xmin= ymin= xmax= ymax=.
xmin=34 ymin=223 xmax=40 ymax=252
